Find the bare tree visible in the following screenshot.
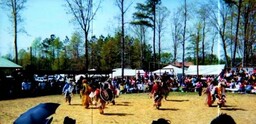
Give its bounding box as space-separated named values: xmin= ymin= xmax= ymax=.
xmin=156 ymin=6 xmax=170 ymax=65
xmin=182 ymin=0 xmax=188 ymax=82
xmin=171 ymin=10 xmax=183 ymax=63
xmin=130 ymin=24 xmax=148 ymax=69
xmin=207 ymin=0 xmax=230 ymax=66
xmin=116 ymin=0 xmax=132 ymax=80
xmin=231 ymin=0 xmax=242 ymax=67
xmin=65 ymin=0 xmax=101 ymax=73
xmin=243 ymin=0 xmax=256 ymax=66
xmin=1 ymin=0 xmax=27 ymax=63
xmin=197 ymin=4 xmax=209 ymax=65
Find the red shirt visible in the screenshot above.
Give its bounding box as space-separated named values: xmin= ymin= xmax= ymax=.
xmin=151 ymin=83 xmax=159 ymax=94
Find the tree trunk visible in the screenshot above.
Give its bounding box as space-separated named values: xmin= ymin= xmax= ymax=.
xmin=121 ymin=0 xmax=125 ymax=81
xmin=182 ymin=0 xmax=187 ymax=82
xmin=14 ymin=13 xmax=18 ymax=64
xmin=158 ymin=25 xmax=161 ymax=67
xmin=197 ymin=30 xmax=199 ymax=78
xmin=232 ymin=0 xmax=242 ymax=67
xmin=153 ymin=2 xmax=156 ymax=70
xmin=85 ymin=30 xmax=89 ymax=77
xmin=202 ymin=19 xmax=206 ymax=65
xmin=243 ymin=4 xmax=250 ymax=67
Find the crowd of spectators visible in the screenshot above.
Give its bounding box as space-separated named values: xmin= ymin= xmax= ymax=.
xmin=1 ymin=67 xmax=256 ymax=100
xmin=221 ymin=68 xmax=256 ymax=93
xmin=107 ymin=67 xmax=256 ymax=95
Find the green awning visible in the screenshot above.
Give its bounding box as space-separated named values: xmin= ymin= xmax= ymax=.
xmin=0 ymin=58 xmax=22 ymax=68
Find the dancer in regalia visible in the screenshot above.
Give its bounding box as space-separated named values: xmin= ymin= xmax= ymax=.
xmin=205 ymin=78 xmax=226 ymax=107
xmin=150 ymin=80 xmax=164 ymax=109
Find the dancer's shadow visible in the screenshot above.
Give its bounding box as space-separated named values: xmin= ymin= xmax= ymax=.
xmin=114 ymin=101 xmax=131 ymax=106
xmin=209 ymin=105 xmax=234 ymax=108
xmin=70 ymin=103 xmax=82 ymax=106
xmin=224 ymin=105 xmax=235 ymax=108
xmin=103 ymin=113 xmax=133 ymax=116
xmin=89 ymin=106 xmax=109 ymax=109
xmin=221 ymin=107 xmax=246 ymax=111
xmin=166 ymin=99 xmax=189 ymax=102
xmin=209 ymin=105 xmax=218 ymax=107
xmin=158 ymin=108 xmax=179 ymax=111
xmin=209 ymin=105 xmax=246 ymax=111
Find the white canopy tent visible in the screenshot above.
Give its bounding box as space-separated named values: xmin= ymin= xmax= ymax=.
xmin=152 ymin=64 xmax=182 ymax=75
xmin=162 ymin=64 xmax=183 ymax=74
xmin=111 ymin=68 xmax=145 ymax=78
xmin=185 ymin=64 xmax=225 ymax=76
xmin=152 ymin=68 xmax=171 ymax=75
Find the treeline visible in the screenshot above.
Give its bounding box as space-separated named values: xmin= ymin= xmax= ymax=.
xmin=16 ymin=32 xmax=153 ymax=71
xmin=11 ymin=32 xmax=222 ymax=72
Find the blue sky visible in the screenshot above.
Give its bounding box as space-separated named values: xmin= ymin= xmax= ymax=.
xmin=0 ymin=0 xmax=195 ymax=57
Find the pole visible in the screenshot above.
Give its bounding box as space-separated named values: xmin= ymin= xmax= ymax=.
xmin=121 ymin=0 xmax=125 ymax=81
xmin=182 ymin=0 xmax=187 ymax=84
xmin=30 ymin=47 xmax=32 ymax=65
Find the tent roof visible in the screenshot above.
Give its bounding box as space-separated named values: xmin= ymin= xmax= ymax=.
xmin=112 ymin=68 xmax=135 ymax=77
xmin=111 ymin=68 xmax=145 ymax=77
xmin=162 ymin=64 xmax=183 ymax=73
xmin=0 ymin=58 xmax=22 ymax=68
xmin=152 ymin=69 xmax=171 ymax=75
xmin=185 ymin=64 xmax=225 ymax=75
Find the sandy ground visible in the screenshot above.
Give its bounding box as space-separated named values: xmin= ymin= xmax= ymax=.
xmin=0 ymin=92 xmax=256 ymax=124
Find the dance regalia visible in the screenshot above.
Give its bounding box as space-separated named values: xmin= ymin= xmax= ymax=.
xmin=206 ymin=81 xmax=226 ymax=107
xmin=151 ymin=81 xmax=163 ymax=109
xmin=215 ymin=83 xmax=226 ymax=107
xmin=89 ymin=81 xmax=115 ymax=114
xmin=81 ymin=82 xmax=92 ymax=109
xmin=206 ymin=84 xmax=213 ymax=107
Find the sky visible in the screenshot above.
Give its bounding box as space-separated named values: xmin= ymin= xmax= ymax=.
xmin=0 ymin=0 xmax=200 ymax=57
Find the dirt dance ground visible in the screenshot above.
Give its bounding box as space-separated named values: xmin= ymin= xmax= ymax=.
xmin=0 ymin=92 xmax=256 ymax=124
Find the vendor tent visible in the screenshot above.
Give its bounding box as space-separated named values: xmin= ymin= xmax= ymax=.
xmin=152 ymin=68 xmax=170 ymax=75
xmin=162 ymin=64 xmax=183 ymax=74
xmin=112 ymin=68 xmax=136 ymax=77
xmin=111 ymin=68 xmax=145 ymax=77
xmin=185 ymin=64 xmax=225 ymax=76
xmin=0 ymin=58 xmax=22 ymax=68
xmin=152 ymin=64 xmax=182 ymax=75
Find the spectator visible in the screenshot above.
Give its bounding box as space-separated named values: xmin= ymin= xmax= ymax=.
xmin=195 ymin=79 xmax=203 ymax=96
xmin=152 ymin=118 xmax=171 ymax=124
xmin=210 ymin=113 xmax=236 ymax=124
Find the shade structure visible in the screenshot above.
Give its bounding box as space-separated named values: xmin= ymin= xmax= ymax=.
xmin=111 ymin=68 xmax=145 ymax=78
xmin=112 ymin=68 xmax=136 ymax=77
xmin=162 ymin=64 xmax=183 ymax=74
xmin=185 ymin=64 xmax=225 ymax=76
xmin=0 ymin=57 xmax=22 ymax=68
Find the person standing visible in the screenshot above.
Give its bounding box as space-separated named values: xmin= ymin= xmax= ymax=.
xmin=150 ymin=80 xmax=163 ymax=109
xmin=62 ymin=79 xmax=74 ymax=105
xmin=195 ymin=78 xmax=203 ymax=96
xmin=76 ymin=76 xmax=84 ymax=97
xmin=81 ymin=79 xmax=92 ymax=109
